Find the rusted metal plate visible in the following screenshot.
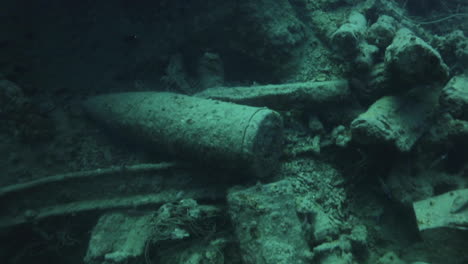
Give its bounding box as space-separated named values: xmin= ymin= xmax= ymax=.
xmin=413 ymin=188 xmax=468 ymax=232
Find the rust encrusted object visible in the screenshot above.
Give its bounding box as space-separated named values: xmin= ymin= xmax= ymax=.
xmin=0 ymin=163 xmax=227 ymax=228
xmin=83 ymin=92 xmax=284 ymax=178
xmin=351 ymin=87 xmax=439 ymax=152
xmin=195 ymin=80 xmax=350 ymax=110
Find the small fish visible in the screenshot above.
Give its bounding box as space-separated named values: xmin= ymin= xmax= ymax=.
xmin=428 ymin=153 xmax=448 ymax=169
xmin=378 ymin=177 xmax=393 ymax=200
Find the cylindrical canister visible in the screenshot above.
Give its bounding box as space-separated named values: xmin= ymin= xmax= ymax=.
xmin=83 ymin=92 xmax=283 ymax=177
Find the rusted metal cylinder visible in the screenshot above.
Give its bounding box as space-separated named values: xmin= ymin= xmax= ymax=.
xmin=83 ymin=92 xmax=283 ymax=177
